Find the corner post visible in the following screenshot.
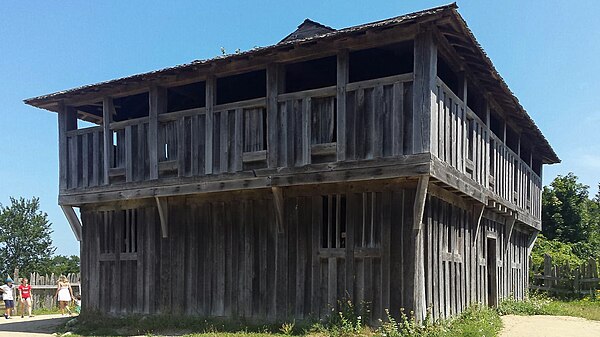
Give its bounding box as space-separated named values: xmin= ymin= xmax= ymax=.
xmin=413 ymin=27 xmax=437 ymax=154
xmin=336 ymin=49 xmax=349 ymax=161
xmin=58 ymin=102 xmax=77 ymax=191
xmin=102 ymin=97 xmax=115 ymax=185
xmin=412 ymin=175 xmax=429 ymax=321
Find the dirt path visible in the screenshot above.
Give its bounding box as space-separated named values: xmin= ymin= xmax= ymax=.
xmin=501 ymin=315 xmax=600 ymax=337
xmin=0 ymin=314 xmax=71 ymax=337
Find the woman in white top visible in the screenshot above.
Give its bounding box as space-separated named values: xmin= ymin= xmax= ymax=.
xmin=54 ymin=275 xmax=74 ymax=316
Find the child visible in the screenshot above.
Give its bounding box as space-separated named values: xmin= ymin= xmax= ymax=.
xmin=74 ymin=295 xmax=81 ymax=314
xmin=18 ymin=278 xmax=33 ymax=318
xmin=0 ymin=278 xmax=15 ymax=319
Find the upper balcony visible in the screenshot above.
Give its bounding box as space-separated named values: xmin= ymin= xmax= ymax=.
xmin=31 ymin=25 xmax=554 ymax=229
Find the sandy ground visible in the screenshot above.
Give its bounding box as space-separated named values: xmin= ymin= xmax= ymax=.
xmin=0 ymin=314 xmax=71 ymax=337
xmin=500 ymin=315 xmax=600 ymax=337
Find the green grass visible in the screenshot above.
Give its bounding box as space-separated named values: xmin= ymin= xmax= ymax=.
xmin=55 ymin=305 xmax=503 ymax=337
xmin=498 ymin=292 xmax=600 ymax=321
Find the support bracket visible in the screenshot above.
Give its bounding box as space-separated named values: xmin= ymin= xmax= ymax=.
xmin=272 ymin=187 xmax=285 ymax=233
xmin=526 ymin=229 xmax=540 ymax=257
xmin=504 ymin=215 xmax=517 ymax=255
xmin=472 ymin=203 xmax=485 ymax=248
xmin=412 ymin=176 xmax=429 ymax=230
xmin=60 ymin=205 xmax=82 ymax=242
xmin=155 ymin=196 xmax=169 ymax=238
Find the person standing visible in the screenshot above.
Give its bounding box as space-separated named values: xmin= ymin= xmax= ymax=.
xmin=18 ymin=278 xmax=33 ymax=318
xmin=54 ymin=275 xmax=73 ymax=316
xmin=0 ymin=278 xmax=15 ymax=319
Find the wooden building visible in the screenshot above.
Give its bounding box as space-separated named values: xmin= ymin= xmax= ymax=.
xmin=25 ymin=4 xmax=558 ymax=321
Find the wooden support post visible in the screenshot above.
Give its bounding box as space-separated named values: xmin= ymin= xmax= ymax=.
xmin=267 ymin=64 xmax=280 ymax=168
xmin=472 ymin=203 xmax=485 ymax=248
xmin=205 ymin=76 xmax=215 ymax=174
xmin=102 ymin=97 xmax=115 ymax=185
xmin=60 ymin=205 xmax=82 ymax=241
xmin=336 ymin=49 xmax=348 ymax=161
xmin=58 ymin=102 xmax=77 ymax=191
xmin=412 ymin=28 xmax=436 ymax=154
xmin=412 ymin=175 xmax=429 ymax=321
xmin=272 ymin=187 xmax=285 ymax=233
xmin=504 ymin=215 xmax=516 ymax=255
xmin=155 ymin=196 xmax=169 ymax=238
xmin=149 ymin=86 xmax=166 ymax=180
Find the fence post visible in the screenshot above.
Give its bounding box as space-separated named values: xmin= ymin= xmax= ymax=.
xmin=543 ymin=254 xmax=552 ymax=291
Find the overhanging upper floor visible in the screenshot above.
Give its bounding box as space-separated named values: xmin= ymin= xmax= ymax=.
xmin=25 ymin=4 xmax=557 ymax=231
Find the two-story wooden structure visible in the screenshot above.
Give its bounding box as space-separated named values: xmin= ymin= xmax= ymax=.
xmin=25 ymin=4 xmax=558 ymax=321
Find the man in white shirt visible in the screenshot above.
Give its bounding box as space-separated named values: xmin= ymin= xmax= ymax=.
xmin=0 ymin=278 xmax=15 ymax=319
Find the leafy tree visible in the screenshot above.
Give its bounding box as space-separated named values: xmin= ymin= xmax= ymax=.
xmin=40 ymin=255 xmax=80 ymax=276
xmin=541 ymin=173 xmax=594 ymax=243
xmin=0 ymin=197 xmax=55 ymax=277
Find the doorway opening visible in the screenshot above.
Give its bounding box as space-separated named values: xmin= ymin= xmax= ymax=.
xmin=486 ymin=237 xmax=498 ymax=307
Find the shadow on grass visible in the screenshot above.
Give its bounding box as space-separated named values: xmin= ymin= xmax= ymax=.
xmin=62 ymin=313 xmax=305 ymax=336
xmin=0 ymin=315 xmax=70 ymax=333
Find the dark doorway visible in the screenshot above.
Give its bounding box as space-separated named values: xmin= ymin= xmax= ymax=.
xmin=486 ymin=238 xmax=498 ymax=307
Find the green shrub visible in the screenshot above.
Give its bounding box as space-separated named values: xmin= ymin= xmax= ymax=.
xmin=497 ymin=294 xmax=552 ymax=316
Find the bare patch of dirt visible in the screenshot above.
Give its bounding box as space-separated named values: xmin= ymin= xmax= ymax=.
xmin=501 ymin=315 xmax=600 ymax=337
xmin=0 ymin=314 xmax=71 ymax=336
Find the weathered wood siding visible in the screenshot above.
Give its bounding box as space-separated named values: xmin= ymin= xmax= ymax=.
xmin=80 ymin=185 xmax=530 ymax=320
xmin=423 ymin=195 xmax=530 ymax=320
xmin=80 ymin=186 xmax=419 ymax=320
xmin=432 ymin=79 xmax=542 ymax=220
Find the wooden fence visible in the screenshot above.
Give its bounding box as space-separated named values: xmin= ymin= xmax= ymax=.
xmin=530 ymin=254 xmax=599 ymax=295
xmin=2 ymin=272 xmax=81 ymax=311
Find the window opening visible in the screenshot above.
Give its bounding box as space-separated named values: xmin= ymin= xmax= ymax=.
xmin=113 ymin=92 xmax=149 ymax=122
xmin=321 ymin=194 xmax=346 ymax=249
xmin=285 ymin=56 xmax=336 ymax=93
xmin=167 ymin=81 xmax=206 ymax=112
xmin=349 ymin=41 xmax=413 ymax=83
xmin=216 ymin=70 xmax=266 ymax=105
xmin=437 ymin=54 xmax=460 ymax=95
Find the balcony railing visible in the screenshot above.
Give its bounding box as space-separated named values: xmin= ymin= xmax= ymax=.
xmin=434 ymin=78 xmax=542 ymax=219
xmin=61 ymin=73 xmax=415 ymax=192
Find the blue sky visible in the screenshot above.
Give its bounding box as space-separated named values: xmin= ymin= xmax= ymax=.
xmin=1 ymin=1 xmax=598 ymax=256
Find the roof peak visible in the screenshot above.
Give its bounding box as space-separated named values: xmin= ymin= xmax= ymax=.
xmin=279 ymin=18 xmax=336 ymax=44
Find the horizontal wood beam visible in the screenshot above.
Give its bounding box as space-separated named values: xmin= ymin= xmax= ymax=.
xmin=60 ymin=205 xmax=82 ymax=241
xmin=59 ymin=154 xmax=432 ymax=206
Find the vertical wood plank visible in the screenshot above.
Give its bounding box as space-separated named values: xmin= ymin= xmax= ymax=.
xmin=149 ymin=87 xmax=166 ymax=180
xmin=102 ymin=98 xmax=114 ymax=184
xmin=336 ymin=50 xmax=349 ymax=161
xmin=267 ymin=64 xmax=280 ymax=168
xmin=301 ymin=98 xmax=311 ymax=165
xmin=205 ymin=76 xmax=215 ymax=174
